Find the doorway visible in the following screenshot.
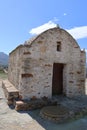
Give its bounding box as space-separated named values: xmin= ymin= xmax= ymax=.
xmin=52 ymin=63 xmax=63 ymax=95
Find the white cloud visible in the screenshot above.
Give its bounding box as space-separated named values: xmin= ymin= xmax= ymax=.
xmin=29 ymin=21 xmax=87 ymax=40
xmin=29 ymin=21 xmax=57 ymax=35
xmin=63 ymin=13 xmax=67 ymax=16
xmin=67 ymin=26 xmax=87 ymax=39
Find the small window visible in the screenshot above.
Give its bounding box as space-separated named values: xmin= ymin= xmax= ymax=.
xmin=57 ymin=41 xmax=61 ymax=51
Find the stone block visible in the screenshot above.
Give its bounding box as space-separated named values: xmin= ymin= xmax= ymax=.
xmin=2 ymin=80 xmax=19 ymax=105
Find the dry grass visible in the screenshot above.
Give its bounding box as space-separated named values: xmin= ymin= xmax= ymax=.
xmin=0 ymin=70 xmax=7 ymax=80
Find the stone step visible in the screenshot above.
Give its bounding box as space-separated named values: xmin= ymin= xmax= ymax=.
xmin=40 ymin=106 xmax=70 ymax=123
xmin=15 ymin=101 xmax=28 ymax=111
xmin=15 ymin=99 xmax=57 ymax=111
xmin=2 ymin=80 xmax=19 ymax=105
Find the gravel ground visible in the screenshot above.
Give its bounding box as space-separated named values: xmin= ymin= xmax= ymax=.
xmin=1 ymin=79 xmax=87 ymax=130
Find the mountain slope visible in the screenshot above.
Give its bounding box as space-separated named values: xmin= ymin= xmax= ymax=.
xmin=0 ymin=52 xmax=9 ymax=66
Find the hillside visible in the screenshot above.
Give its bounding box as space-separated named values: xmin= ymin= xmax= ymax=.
xmin=0 ymin=52 xmax=9 ymax=66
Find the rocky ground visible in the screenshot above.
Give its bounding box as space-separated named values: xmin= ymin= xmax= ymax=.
xmin=1 ymin=78 xmax=87 ymax=130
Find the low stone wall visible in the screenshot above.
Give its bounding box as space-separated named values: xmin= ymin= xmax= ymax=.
xmin=2 ymin=80 xmax=19 ymax=105
xmin=15 ymin=99 xmax=57 ymax=111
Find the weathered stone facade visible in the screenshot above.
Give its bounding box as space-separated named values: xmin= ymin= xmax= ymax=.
xmin=8 ymin=27 xmax=86 ymax=100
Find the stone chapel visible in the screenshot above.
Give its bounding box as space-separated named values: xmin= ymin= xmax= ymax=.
xmin=8 ymin=27 xmax=86 ymax=100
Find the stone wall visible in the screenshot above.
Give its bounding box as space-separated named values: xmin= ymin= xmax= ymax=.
xmin=8 ymin=45 xmax=24 ymax=89
xmin=8 ymin=27 xmax=86 ymax=100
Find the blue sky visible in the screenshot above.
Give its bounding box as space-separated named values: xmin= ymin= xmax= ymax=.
xmin=0 ymin=0 xmax=87 ymax=54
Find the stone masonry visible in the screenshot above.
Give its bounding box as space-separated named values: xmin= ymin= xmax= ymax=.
xmin=8 ymin=27 xmax=86 ymax=100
